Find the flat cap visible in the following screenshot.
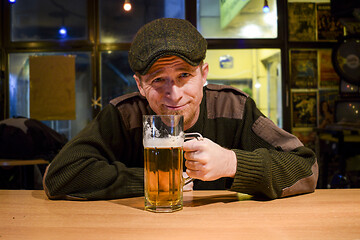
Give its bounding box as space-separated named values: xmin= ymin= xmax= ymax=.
xmin=128 ymin=18 xmax=207 ymax=75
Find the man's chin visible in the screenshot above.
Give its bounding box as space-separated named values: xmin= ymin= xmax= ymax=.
xmin=160 ymin=109 xmax=184 ymax=116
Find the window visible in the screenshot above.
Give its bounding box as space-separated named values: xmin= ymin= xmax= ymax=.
xmin=100 ymin=51 xmax=138 ymax=106
xmin=205 ymin=49 xmax=282 ymax=127
xmin=197 ymin=0 xmax=278 ymax=39
xmin=10 ymin=0 xmax=88 ymax=41
xmin=8 ymin=52 xmax=92 ymax=139
xmin=99 ymin=0 xmax=185 ymax=43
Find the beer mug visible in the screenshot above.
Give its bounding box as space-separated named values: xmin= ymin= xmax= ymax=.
xmin=143 ymin=115 xmax=202 ymax=213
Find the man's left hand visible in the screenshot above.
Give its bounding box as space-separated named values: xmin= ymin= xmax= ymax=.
xmin=183 ymin=138 xmax=237 ymax=181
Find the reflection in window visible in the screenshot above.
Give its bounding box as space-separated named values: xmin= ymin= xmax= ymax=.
xmin=205 ymin=49 xmax=282 ymax=127
xmin=8 ymin=52 xmax=92 ymax=139
xmin=100 ymin=0 xmax=185 ymax=43
xmin=197 ymin=0 xmax=278 ymax=39
xmin=100 ymin=51 xmax=138 ymax=106
xmin=11 ymin=0 xmax=87 ymax=41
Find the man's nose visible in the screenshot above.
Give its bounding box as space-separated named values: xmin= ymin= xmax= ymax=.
xmin=165 ymin=80 xmax=182 ymax=101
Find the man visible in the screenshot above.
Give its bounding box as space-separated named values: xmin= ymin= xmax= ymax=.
xmin=43 ymin=18 xmax=318 ymax=200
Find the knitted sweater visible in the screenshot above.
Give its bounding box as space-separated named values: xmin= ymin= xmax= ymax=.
xmin=44 ymin=84 xmax=318 ymax=200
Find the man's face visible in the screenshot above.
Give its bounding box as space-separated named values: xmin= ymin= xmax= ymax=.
xmin=134 ymin=56 xmax=208 ymax=130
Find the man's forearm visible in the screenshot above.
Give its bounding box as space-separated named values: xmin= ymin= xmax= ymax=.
xmin=230 ymin=146 xmax=317 ymax=199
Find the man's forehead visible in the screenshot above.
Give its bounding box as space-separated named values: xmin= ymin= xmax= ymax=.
xmin=147 ymin=56 xmax=195 ymax=74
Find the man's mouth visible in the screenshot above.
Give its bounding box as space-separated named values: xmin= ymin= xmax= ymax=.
xmin=165 ymin=104 xmax=186 ymax=111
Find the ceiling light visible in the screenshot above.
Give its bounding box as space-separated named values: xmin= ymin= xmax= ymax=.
xmin=263 ymin=0 xmax=270 ymax=13
xmin=123 ymin=0 xmax=132 ymax=11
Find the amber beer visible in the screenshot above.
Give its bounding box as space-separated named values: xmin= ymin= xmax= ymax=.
xmin=144 ymin=145 xmax=183 ymax=212
xmin=143 ymin=115 xmax=184 ymax=212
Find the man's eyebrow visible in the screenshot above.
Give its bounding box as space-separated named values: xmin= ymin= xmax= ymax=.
xmin=146 ymin=64 xmax=196 ymax=80
xmin=170 ymin=62 xmax=198 ymax=73
xmin=145 ymin=69 xmax=165 ymax=81
xmin=175 ymin=65 xmax=196 ymax=72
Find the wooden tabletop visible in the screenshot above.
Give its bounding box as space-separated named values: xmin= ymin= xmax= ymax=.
xmin=0 ymin=189 xmax=359 ymax=240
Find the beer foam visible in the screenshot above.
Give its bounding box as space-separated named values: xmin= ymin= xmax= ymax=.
xmin=143 ymin=134 xmax=184 ymax=148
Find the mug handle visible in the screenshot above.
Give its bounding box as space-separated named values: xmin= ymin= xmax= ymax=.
xmin=183 ymin=132 xmax=203 ymax=186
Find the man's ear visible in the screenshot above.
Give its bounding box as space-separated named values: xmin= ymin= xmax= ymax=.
xmin=134 ymin=74 xmax=145 ymax=96
xmin=201 ymin=62 xmax=209 ymax=85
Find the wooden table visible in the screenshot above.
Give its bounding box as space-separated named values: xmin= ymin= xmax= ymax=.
xmin=1 ymin=189 xmax=359 ymax=240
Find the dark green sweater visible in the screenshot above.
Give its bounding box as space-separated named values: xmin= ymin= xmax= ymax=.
xmin=44 ymin=84 xmax=318 ymax=200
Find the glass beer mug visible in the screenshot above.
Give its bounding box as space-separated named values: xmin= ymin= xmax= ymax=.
xmin=143 ymin=115 xmax=202 ymax=213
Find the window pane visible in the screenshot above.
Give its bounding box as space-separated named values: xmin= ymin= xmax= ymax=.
xmin=205 ymin=49 xmax=282 ymax=127
xmin=11 ymin=0 xmax=87 ymax=41
xmin=100 ymin=51 xmax=138 ymax=106
xmin=8 ymin=52 xmax=92 ymax=139
xmin=100 ymin=0 xmax=185 ymax=43
xmin=198 ymin=0 xmax=278 ymax=39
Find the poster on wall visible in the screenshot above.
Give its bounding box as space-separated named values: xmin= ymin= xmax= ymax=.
xmin=290 ymin=50 xmax=318 ymax=89
xmin=288 ymin=2 xmax=316 ymax=41
xmin=292 ymin=91 xmax=317 ymax=128
xmin=29 ymin=55 xmax=76 ymax=120
xmin=318 ymin=90 xmax=339 ymax=128
xmin=318 ymin=49 xmax=340 ymax=88
xmin=317 ymin=4 xmax=343 ymax=41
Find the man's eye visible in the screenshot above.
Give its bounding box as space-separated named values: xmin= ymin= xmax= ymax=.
xmin=152 ymin=78 xmax=163 ymax=83
xmin=180 ymin=73 xmax=190 ymax=78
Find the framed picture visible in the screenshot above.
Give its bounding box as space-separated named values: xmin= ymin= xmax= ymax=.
xmin=318 ymin=49 xmax=340 ymax=88
xmin=290 ymin=50 xmax=318 ymax=89
xmin=292 ymin=91 xmax=318 ymax=128
xmin=316 ymin=4 xmax=343 ymax=41
xmin=288 ymin=2 xmax=316 ymax=41
xmin=318 ymin=90 xmax=339 ymax=128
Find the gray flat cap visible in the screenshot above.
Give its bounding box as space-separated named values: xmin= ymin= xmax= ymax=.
xmin=128 ymin=18 xmax=207 ymax=75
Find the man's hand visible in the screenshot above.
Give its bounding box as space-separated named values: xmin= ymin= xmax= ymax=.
xmin=183 ymin=138 xmax=237 ymax=181
xmin=183 ymin=172 xmax=193 ymax=191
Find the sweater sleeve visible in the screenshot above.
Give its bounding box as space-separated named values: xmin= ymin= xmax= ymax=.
xmin=229 ymin=98 xmax=318 ymax=199
xmin=43 ymin=104 xmax=144 ymax=200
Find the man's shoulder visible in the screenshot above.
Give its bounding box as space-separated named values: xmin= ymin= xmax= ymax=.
xmin=109 ymin=92 xmax=147 ymax=107
xmin=204 ymin=84 xmax=249 ymax=120
xmin=109 ymin=92 xmax=151 ymax=130
xmin=205 ymin=84 xmax=249 ymax=97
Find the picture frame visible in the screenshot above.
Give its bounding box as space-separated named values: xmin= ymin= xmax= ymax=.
xmin=316 ymin=3 xmax=343 ymax=41
xmin=318 ymin=49 xmax=340 ymax=89
xmin=292 ymin=91 xmax=318 ymax=128
xmin=318 ymin=90 xmax=339 ymax=128
xmin=288 ymin=2 xmax=316 ymax=41
xmin=290 ymin=50 xmax=318 ymax=89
